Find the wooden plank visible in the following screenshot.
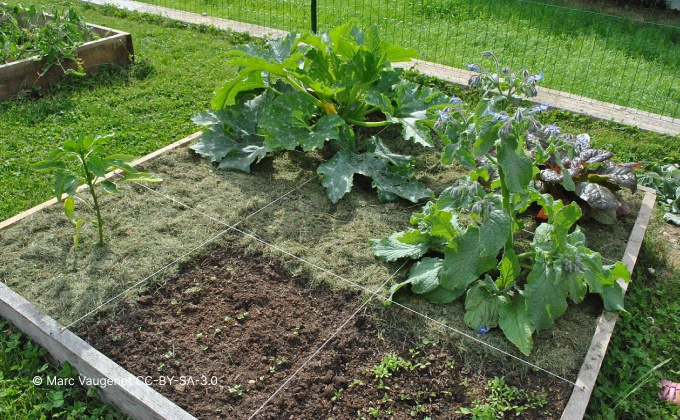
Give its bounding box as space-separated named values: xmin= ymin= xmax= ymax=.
xmin=560 ymin=186 xmax=657 ymax=419
xmin=0 ymin=132 xmax=199 ymax=232
xmin=0 ymin=282 xmax=196 ymax=420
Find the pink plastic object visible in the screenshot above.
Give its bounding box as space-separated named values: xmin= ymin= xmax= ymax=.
xmin=659 ymin=380 xmax=678 ymax=404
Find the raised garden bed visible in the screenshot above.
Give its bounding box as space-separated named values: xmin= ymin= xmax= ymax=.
xmin=0 ymin=131 xmax=655 ymax=419
xmin=0 ymin=7 xmax=133 ymax=99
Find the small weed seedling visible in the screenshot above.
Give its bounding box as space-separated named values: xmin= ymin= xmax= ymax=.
xmin=228 ymin=384 xmax=242 ymax=395
xmin=331 ymin=388 xmax=344 ymax=401
xmin=32 ymin=134 xmax=161 ymax=248
xmin=456 ymin=376 xmax=548 ymax=419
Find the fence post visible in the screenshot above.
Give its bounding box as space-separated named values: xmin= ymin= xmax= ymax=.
xmin=311 ymin=0 xmax=317 ymax=33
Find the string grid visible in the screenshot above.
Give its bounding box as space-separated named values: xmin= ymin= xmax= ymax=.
xmin=61 ymin=171 xmax=580 ymax=417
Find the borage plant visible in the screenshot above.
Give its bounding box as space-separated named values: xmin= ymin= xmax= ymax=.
xmin=372 ymin=52 xmax=631 ymax=355
xmin=33 ymin=134 xmax=161 ymax=248
xmin=191 ymin=22 xmax=450 ymax=203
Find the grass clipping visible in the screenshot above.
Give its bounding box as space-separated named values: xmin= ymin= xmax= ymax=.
xmin=0 ymin=140 xmax=643 ymax=377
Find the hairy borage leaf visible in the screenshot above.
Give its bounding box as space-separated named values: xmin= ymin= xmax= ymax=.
xmin=192 ymin=23 xmax=444 ymax=203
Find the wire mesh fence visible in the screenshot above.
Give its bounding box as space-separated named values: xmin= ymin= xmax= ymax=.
xmin=126 ymin=0 xmax=680 ymax=121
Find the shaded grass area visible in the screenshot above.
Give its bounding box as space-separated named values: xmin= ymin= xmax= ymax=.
xmin=138 ymin=0 xmax=680 ymax=118
xmin=0 ymin=2 xmax=249 ymax=220
xmin=0 ymin=319 xmax=127 ymax=419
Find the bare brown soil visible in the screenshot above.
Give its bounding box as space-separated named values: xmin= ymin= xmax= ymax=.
xmin=78 ymin=241 xmax=570 ymax=419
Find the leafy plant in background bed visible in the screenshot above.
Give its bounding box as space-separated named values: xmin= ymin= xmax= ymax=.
xmin=372 ymin=52 xmax=631 ymax=355
xmin=32 ymin=134 xmax=161 ymax=248
xmin=637 ymin=164 xmax=680 ymax=225
xmin=0 ymin=3 xmax=96 ymax=76
xmin=191 ymin=22 xmax=450 ymax=203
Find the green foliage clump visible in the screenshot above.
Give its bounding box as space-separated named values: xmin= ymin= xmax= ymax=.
xmin=0 ymin=318 xmax=127 ymax=419
xmin=457 ymin=376 xmax=548 ymax=419
xmin=638 ymin=164 xmax=680 ymax=224
xmin=191 ymin=22 xmax=450 ymax=203
xmin=0 ymin=3 xmax=95 ymax=75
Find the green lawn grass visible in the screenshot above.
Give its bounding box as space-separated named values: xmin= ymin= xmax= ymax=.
xmin=0 ymin=2 xmax=679 ymax=418
xmin=137 ymin=0 xmax=680 ymax=119
xmin=0 ymin=319 xmax=127 ymax=419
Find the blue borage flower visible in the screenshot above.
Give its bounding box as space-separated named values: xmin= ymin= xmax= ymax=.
xmin=436 ymin=108 xmax=451 ymax=121
xmin=477 ymin=326 xmax=490 ymax=334
xmin=527 ymin=72 xmax=544 ymax=83
xmin=527 ymin=103 xmax=550 ymax=115
xmin=450 ymin=96 xmax=464 ymax=106
xmin=466 ymin=63 xmax=481 ymax=72
xmin=435 ymin=108 xmax=452 ymax=130
xmin=490 ymin=111 xmax=510 ymax=121
xmin=544 ymin=123 xmax=561 ymax=137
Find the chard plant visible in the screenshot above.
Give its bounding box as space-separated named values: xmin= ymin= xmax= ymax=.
xmin=372 ymin=52 xmax=631 ymax=355
xmin=527 ymin=122 xmax=640 ymax=224
xmin=32 ymin=134 xmax=161 ymax=248
xmin=191 ymin=22 xmax=449 ymax=203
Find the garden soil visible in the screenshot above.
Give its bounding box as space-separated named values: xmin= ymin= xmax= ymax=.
xmin=78 ymin=241 xmax=569 ymax=419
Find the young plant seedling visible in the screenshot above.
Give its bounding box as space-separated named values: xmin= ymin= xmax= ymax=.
xmin=32 ymin=133 xmax=161 ymax=248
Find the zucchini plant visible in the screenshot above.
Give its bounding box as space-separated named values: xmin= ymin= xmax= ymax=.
xmin=33 ymin=134 xmax=161 ymax=248
xmin=191 ymin=22 xmax=449 ymax=203
xmin=372 ymin=53 xmax=631 ymax=355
